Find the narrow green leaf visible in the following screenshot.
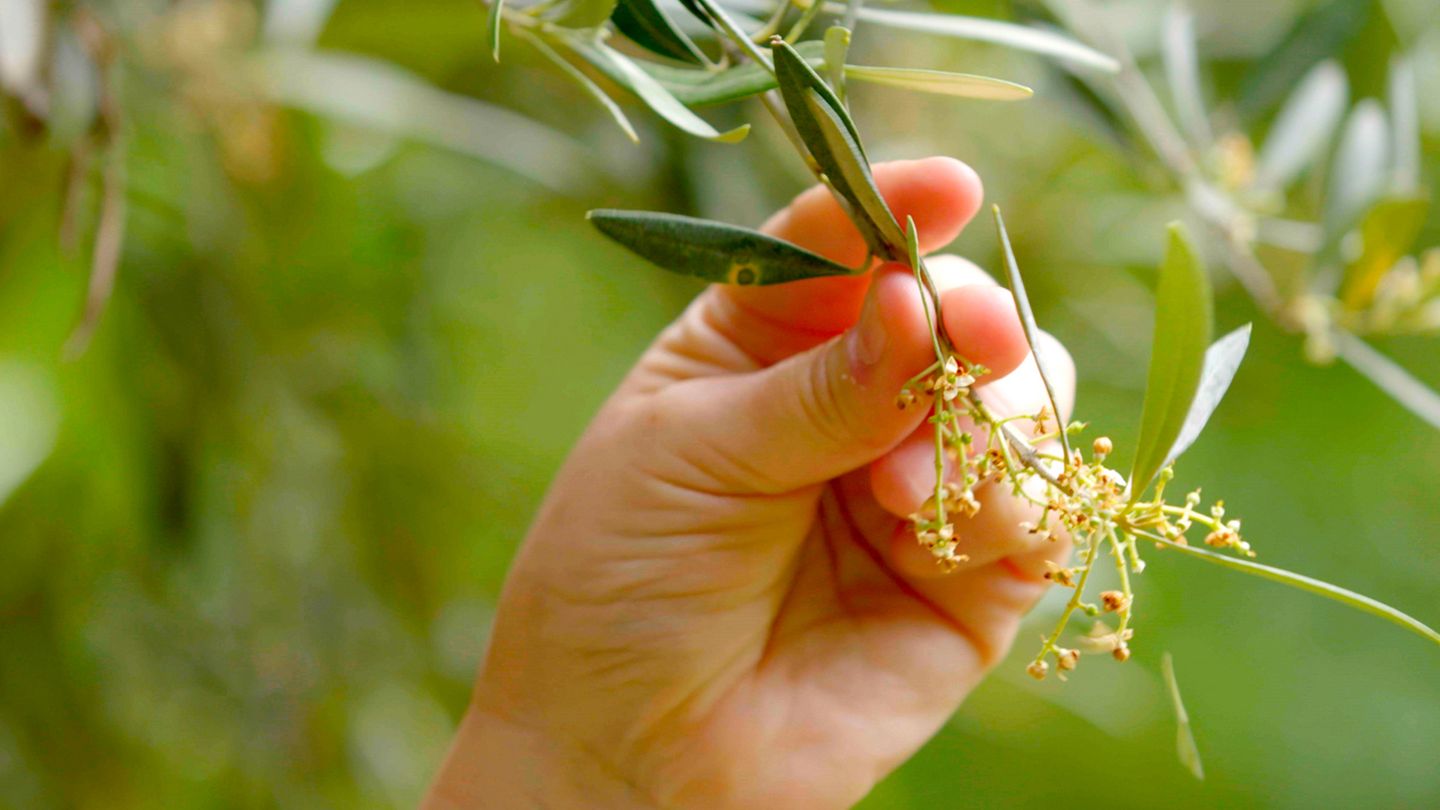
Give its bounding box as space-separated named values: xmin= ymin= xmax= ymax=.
xmin=583 ymin=40 xmax=749 ymax=142
xmin=1129 ymin=223 xmax=1212 ymax=498
xmin=1388 ymin=55 xmax=1420 ymax=193
xmin=522 ymin=33 xmax=639 ymax=143
xmin=844 ymin=65 xmax=1032 ymax=100
xmin=1162 ymin=653 xmax=1205 ymax=781
xmin=1255 ymin=61 xmax=1347 ymax=190
xmin=1325 ymin=99 xmax=1391 ymax=235
xmin=824 ymin=25 xmax=851 ymax=104
xmin=993 ymin=206 xmax=1071 ymax=462
xmin=575 ymin=41 xmax=823 ymax=107
xmin=772 ymin=37 xmax=905 ymax=258
xmin=487 ymin=0 xmax=504 ymax=62
xmin=587 ymin=209 xmax=858 ymax=284
xmin=1152 ymin=534 xmax=1440 ymax=649
xmin=850 ymin=7 xmax=1119 ymax=73
xmin=546 ymin=0 xmax=619 ymax=28
xmin=1340 ymin=195 xmax=1429 ymax=309
xmin=611 ymin=0 xmax=707 ymax=64
xmin=1160 ymin=324 xmax=1251 ymax=471
xmin=1161 ymin=4 xmax=1212 ymax=149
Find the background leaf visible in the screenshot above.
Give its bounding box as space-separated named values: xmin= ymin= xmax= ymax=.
xmin=1129 ymin=222 xmax=1213 ymax=497
xmin=522 ymin=33 xmax=639 ymax=143
xmin=1162 ymin=653 xmax=1205 ymax=781
xmin=1254 ymin=61 xmax=1347 ymax=190
xmin=849 ymin=6 xmax=1119 ymax=72
xmin=993 ymin=205 xmax=1072 ymax=461
xmin=1325 ymin=99 xmax=1391 ymax=235
xmin=546 ymin=0 xmax=620 ymax=29
xmin=824 ymin=25 xmax=851 ymax=104
xmin=1387 ymin=55 xmax=1420 ymax=194
xmin=1161 ymin=3 xmax=1212 ymax=150
xmin=1160 ymin=324 xmax=1251 ymax=471
xmin=844 ymin=65 xmax=1032 ymax=100
xmin=587 ymin=209 xmax=858 ymax=284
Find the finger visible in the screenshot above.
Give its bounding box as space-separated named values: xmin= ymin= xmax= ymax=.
xmin=702 ymin=158 xmax=984 ymax=365
xmin=653 ymin=263 xmax=937 ymax=495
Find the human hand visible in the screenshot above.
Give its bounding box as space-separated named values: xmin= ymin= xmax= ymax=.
xmin=425 ymin=157 xmax=1075 ymax=809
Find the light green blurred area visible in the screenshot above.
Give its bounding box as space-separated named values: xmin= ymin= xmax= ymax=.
xmin=1 ymin=0 xmax=1437 ymax=807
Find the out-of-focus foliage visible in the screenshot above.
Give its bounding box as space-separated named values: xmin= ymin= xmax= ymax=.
xmin=0 ymin=0 xmax=1437 ymax=808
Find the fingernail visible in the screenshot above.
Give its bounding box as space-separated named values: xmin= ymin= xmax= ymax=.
xmin=846 ymin=285 xmax=888 ymax=375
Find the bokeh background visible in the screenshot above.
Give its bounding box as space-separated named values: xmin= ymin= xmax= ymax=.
xmin=1 ymin=0 xmax=1438 ymax=807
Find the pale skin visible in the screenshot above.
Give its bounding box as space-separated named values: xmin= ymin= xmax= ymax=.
xmin=424 ymin=157 xmax=1076 ymax=809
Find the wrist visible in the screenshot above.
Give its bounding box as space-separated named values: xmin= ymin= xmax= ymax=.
xmin=424 ymin=702 xmax=656 ymax=810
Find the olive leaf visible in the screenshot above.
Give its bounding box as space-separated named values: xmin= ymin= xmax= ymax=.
xmin=849 ymin=6 xmax=1119 ymax=73
xmin=1254 ymin=61 xmax=1347 ymax=190
xmin=1162 ymin=653 xmax=1205 ymax=781
xmin=844 ymin=65 xmax=1032 ymax=100
xmin=824 ymin=26 xmax=851 ymax=104
xmin=587 ymin=209 xmax=859 ymax=284
xmin=578 ymin=39 xmax=750 ymax=142
xmin=772 ymin=37 xmax=905 ymax=258
xmin=1160 ymin=323 xmax=1251 ymax=472
xmin=1340 ymin=195 xmax=1429 ymax=310
xmin=1130 ymin=223 xmax=1213 ymax=499
xmin=578 ymin=41 xmax=824 ymax=107
xmin=612 ymin=0 xmax=707 ymax=64
xmin=487 ymin=0 xmax=505 ymax=61
xmin=993 ymin=205 xmax=1072 ymax=461
xmin=522 ymin=33 xmax=639 ymax=143
xmin=1388 ymin=55 xmax=1420 ymax=193
xmin=546 ymin=0 xmax=620 ymax=29
xmin=1325 ymin=99 xmax=1391 ymax=235
xmin=1161 ymin=3 xmax=1212 ymax=149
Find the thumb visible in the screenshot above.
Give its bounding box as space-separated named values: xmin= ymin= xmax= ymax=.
xmin=662 ymin=265 xmax=938 ymax=495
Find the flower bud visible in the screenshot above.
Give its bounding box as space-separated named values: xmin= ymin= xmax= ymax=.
xmin=1026 ymin=660 xmax=1049 ymax=680
xmin=1092 ymin=436 xmax=1113 ymax=457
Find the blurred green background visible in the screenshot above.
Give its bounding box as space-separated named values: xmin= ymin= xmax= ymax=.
xmin=1 ymin=0 xmax=1438 ymax=807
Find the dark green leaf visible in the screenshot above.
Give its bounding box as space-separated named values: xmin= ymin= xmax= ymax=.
xmin=993 ymin=205 xmax=1071 ymax=461
xmin=522 ymin=33 xmax=638 ymax=143
xmin=1162 ymin=653 xmax=1205 ymax=781
xmin=487 ymin=0 xmax=504 ymax=61
xmin=1160 ymin=324 xmax=1251 ymax=471
xmin=612 ymin=0 xmax=707 ymax=64
xmin=824 ymin=26 xmax=851 ymax=104
xmin=579 ymin=40 xmax=749 ymax=142
xmin=1129 ymin=223 xmax=1212 ymax=498
xmin=1340 ymin=195 xmax=1429 ymax=309
xmin=546 ymin=0 xmax=620 ymax=28
xmin=845 ymin=65 xmax=1032 ymax=100
xmin=587 ymin=209 xmax=858 ymax=284
xmin=772 ymin=37 xmax=904 ymax=258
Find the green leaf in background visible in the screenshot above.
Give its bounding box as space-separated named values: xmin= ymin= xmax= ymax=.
xmin=1254 ymin=61 xmax=1347 ymax=190
xmin=1160 ymin=324 xmax=1251 ymax=472
xmin=993 ymin=205 xmax=1072 ymax=461
xmin=587 ymin=209 xmax=859 ymax=284
xmin=850 ymin=6 xmax=1119 ymax=73
xmin=546 ymin=0 xmax=620 ymax=29
xmin=1162 ymin=653 xmax=1205 ymax=781
xmin=581 ymin=39 xmax=749 ymax=142
xmin=772 ymin=37 xmax=905 ymax=258
xmin=611 ymin=0 xmax=708 ymax=64
xmin=487 ymin=0 xmax=504 ymax=61
xmin=1325 ymin=99 xmax=1391 ymax=235
xmin=824 ymin=25 xmax=851 ymax=104
xmin=521 ymin=33 xmax=639 ymax=143
xmin=1129 ymin=222 xmax=1213 ymax=498
xmin=844 ymin=65 xmax=1032 ymax=100
xmin=1388 ymin=55 xmax=1420 ymax=193
xmin=1340 ymin=195 xmax=1429 ymax=310
xmin=1161 ymin=3 xmax=1212 ymax=150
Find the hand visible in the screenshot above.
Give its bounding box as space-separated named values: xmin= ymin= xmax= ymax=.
xmin=424 ymin=158 xmax=1075 ymax=809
